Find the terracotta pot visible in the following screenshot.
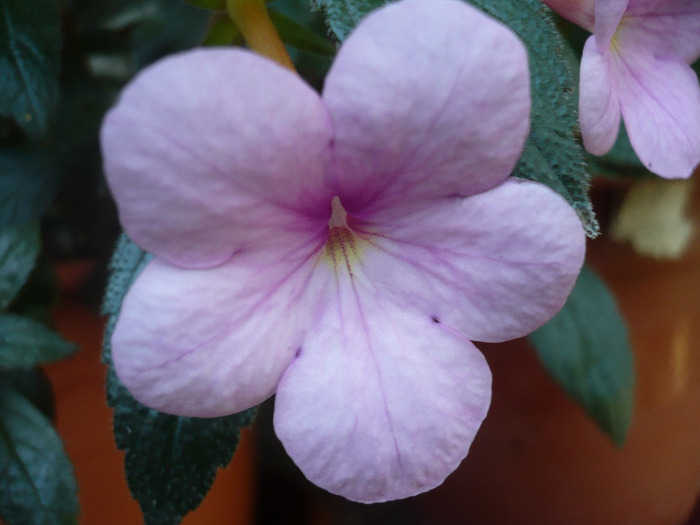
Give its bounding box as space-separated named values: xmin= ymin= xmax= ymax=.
xmin=40 ymin=261 xmax=255 ymax=525
xmin=413 ymin=181 xmax=700 ymax=525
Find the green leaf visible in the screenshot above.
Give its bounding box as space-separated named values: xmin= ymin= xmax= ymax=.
xmin=314 ymin=0 xmax=598 ymax=236
xmin=0 ymin=0 xmax=61 ymax=138
xmin=0 ymin=222 xmax=40 ymax=309
xmin=528 ymin=265 xmax=634 ymax=446
xmin=7 ymin=256 xmax=58 ymax=324
xmin=0 ymin=148 xmax=62 ymax=230
xmin=0 ymin=385 xmax=78 ymax=525
xmin=101 ymin=235 xmax=153 ymax=320
xmin=270 ymin=8 xmax=337 ymax=56
xmin=103 ymin=235 xmax=257 ymax=525
xmin=0 ymin=314 xmax=76 ymax=368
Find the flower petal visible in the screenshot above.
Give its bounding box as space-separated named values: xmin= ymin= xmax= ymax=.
xmin=356 ymin=179 xmax=585 ymax=343
xmin=543 ymin=0 xmax=596 ymax=31
xmin=594 ymin=0 xmax=628 ymax=48
xmin=322 ymin=0 xmax=530 ymax=218
xmin=614 ymin=51 xmax=700 ymax=178
xmin=621 ymin=0 xmax=700 ymax=64
xmin=274 ymin=273 xmax=491 ymax=503
xmin=579 ymin=35 xmax=622 ymax=155
xmin=101 ymin=48 xmax=333 ymax=269
xmin=111 ymin=233 xmax=327 ymax=417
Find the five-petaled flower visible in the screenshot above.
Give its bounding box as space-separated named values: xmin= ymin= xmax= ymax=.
xmin=101 ymin=0 xmax=585 ymax=503
xmin=544 ymin=0 xmax=700 ymax=178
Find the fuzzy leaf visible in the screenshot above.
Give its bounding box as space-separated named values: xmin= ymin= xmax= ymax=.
xmin=528 ymin=265 xmax=634 ymax=446
xmin=103 ymin=235 xmax=256 ymax=525
xmin=314 ymin=0 xmax=598 ymax=236
xmin=0 ymin=222 xmax=40 ymax=309
xmin=0 ymin=385 xmax=78 ymax=525
xmin=0 ymin=0 xmax=61 ymax=138
xmin=0 ymin=314 xmax=76 ymax=368
xmin=311 ymin=0 xmax=379 ymax=41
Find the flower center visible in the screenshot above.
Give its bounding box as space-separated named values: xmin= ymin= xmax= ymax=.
xmin=324 ymin=197 xmax=362 ymax=273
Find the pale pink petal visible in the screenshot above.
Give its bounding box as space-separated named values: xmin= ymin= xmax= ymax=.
xmin=579 ymin=35 xmax=622 ymax=155
xmin=613 ymin=51 xmax=700 ymax=178
xmin=621 ymin=1 xmax=700 ymax=64
xmin=354 ymin=179 xmax=585 ymax=343
xmin=322 ymin=0 xmax=530 ymax=219
xmin=274 ymin=271 xmax=491 ymax=503
xmin=627 ymin=0 xmax=697 ymax=11
xmin=101 ymin=48 xmax=333 ymax=269
xmin=543 ymin=0 xmax=596 ymax=31
xmin=111 ymin=233 xmax=328 ymax=417
xmin=594 ymin=0 xmax=628 ymax=48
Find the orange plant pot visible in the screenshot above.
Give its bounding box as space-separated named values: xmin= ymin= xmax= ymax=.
xmin=413 ymin=183 xmax=700 ymax=525
xmin=40 ymin=262 xmax=256 ymax=525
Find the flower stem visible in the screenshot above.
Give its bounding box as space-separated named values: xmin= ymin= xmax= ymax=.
xmin=226 ymin=0 xmax=295 ymax=70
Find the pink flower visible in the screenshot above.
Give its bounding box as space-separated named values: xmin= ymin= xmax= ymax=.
xmin=101 ymin=0 xmax=585 ymax=502
xmin=544 ymin=0 xmax=700 ymax=178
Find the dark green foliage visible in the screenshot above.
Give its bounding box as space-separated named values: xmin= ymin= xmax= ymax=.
xmin=0 ymin=386 xmax=79 ymax=525
xmin=271 ymin=0 xmax=335 ymax=85
xmin=0 ymin=223 xmax=40 ymax=308
xmin=529 ymin=266 xmax=634 ymax=446
xmin=269 ymin=8 xmax=337 ymax=56
xmin=183 ymin=0 xmax=226 ymax=9
xmin=0 ymin=3 xmax=214 ymax=524
xmin=0 ymin=314 xmax=76 ymax=368
xmin=65 ymin=0 xmax=210 ymax=75
xmin=103 ymin=236 xmax=256 ymax=525
xmin=128 ymin=0 xmax=210 ymax=68
xmin=202 ymin=14 xmax=241 ymax=46
xmin=0 ymin=0 xmax=62 ymax=139
xmin=0 ymin=368 xmax=56 ymax=422
xmin=0 ymin=149 xmax=62 ymax=231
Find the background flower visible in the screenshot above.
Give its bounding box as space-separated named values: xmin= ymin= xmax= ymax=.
xmin=545 ymin=0 xmax=700 ymax=178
